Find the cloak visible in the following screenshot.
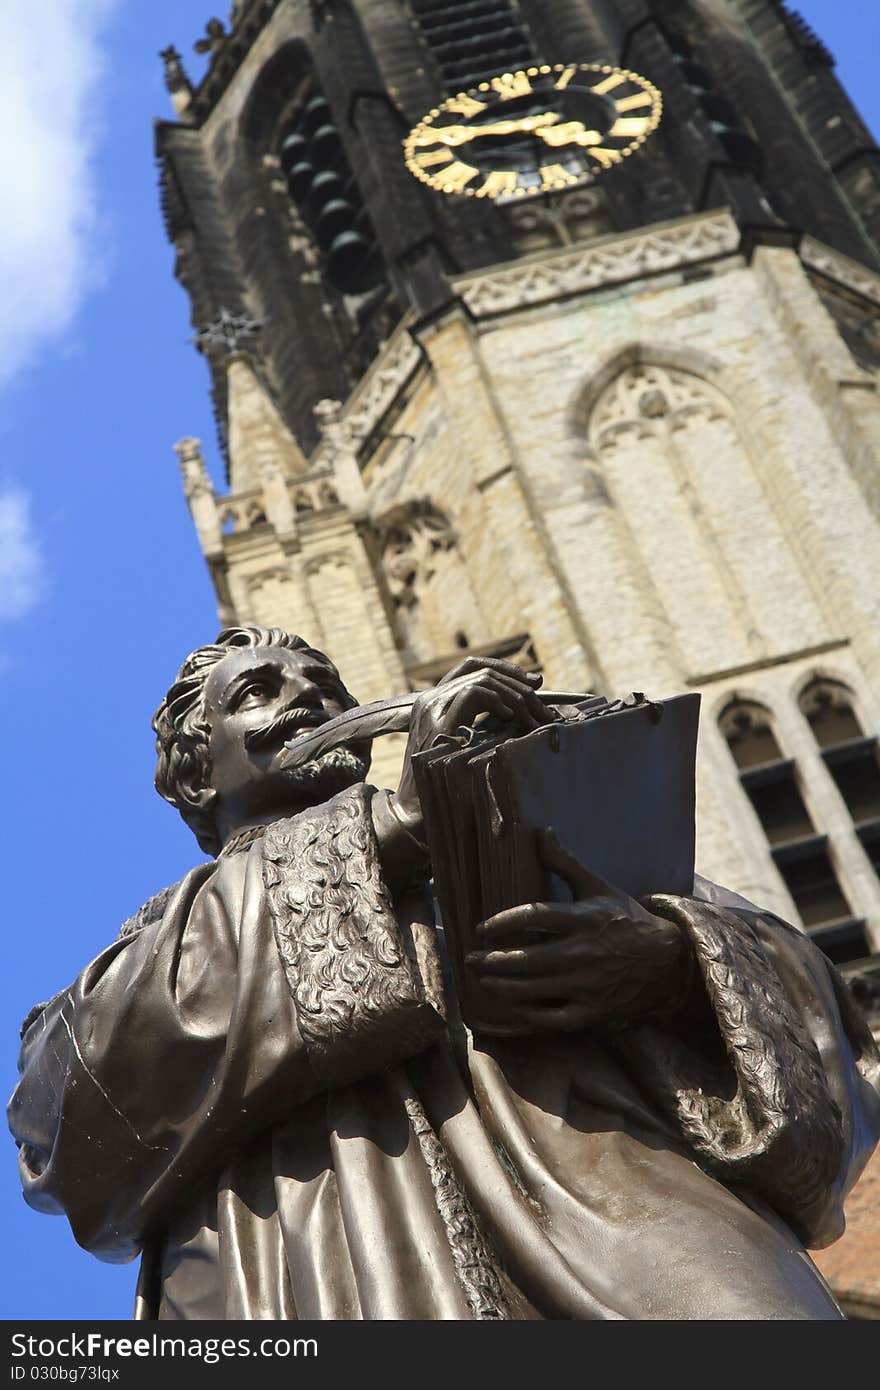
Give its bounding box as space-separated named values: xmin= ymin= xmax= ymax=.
xmin=9 ymin=785 xmax=880 ymax=1319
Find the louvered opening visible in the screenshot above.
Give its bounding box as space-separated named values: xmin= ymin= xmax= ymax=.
xmin=410 ymin=0 xmax=538 ymax=93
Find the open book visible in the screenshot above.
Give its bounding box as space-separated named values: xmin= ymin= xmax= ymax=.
xmin=412 ymin=692 xmax=701 ymax=1033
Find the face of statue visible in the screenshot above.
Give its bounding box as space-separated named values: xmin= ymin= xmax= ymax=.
xmin=202 ymin=644 xmax=367 ymax=837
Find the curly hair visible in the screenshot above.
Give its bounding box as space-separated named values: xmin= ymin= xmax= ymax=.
xmin=152 ymin=626 xmax=355 ymax=856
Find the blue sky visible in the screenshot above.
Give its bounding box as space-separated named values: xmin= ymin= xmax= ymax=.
xmin=1 ymin=0 xmax=878 ymax=1322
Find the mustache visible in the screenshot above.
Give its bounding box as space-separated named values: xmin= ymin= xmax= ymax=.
xmin=244 ymin=703 xmax=331 ymax=753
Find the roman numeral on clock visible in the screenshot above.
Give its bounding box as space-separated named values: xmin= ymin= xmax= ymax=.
xmin=615 ymin=91 xmax=655 ymax=112
xmin=446 ymin=94 xmax=487 ymax=118
xmin=415 ymin=147 xmax=454 ymax=169
xmin=589 ymin=147 xmax=624 ymax=169
xmin=540 ymin=164 xmax=581 ymax=190
xmin=609 ymin=117 xmax=653 ymax=139
xmin=440 ymin=161 xmax=480 ymax=192
xmin=478 ymin=170 xmax=521 ymax=197
xmin=591 ymin=72 xmax=627 ymax=96
xmin=490 ymin=71 xmax=534 ymax=100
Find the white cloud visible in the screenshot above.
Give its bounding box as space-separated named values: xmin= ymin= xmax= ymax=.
xmin=0 ymin=489 xmax=45 ymax=619
xmin=0 ymin=1 xmax=117 ymax=385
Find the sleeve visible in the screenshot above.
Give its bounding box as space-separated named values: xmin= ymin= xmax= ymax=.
xmin=8 ymin=790 xmax=445 ymax=1262
xmin=619 ymin=894 xmax=880 ymax=1250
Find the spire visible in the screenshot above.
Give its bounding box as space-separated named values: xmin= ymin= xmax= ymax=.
xmin=174 ymin=438 xmax=222 ymax=557
xmin=159 ymin=46 xmax=193 ymax=119
xmin=225 ymin=352 xmax=309 ymax=504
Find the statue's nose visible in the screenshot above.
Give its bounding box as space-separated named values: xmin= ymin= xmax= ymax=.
xmin=288 ymin=680 xmax=324 ymax=709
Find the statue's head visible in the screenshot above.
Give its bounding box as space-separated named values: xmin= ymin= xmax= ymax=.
xmin=153 ymin=626 xmax=369 ymax=855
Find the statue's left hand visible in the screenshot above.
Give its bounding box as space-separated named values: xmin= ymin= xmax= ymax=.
xmin=466 ymin=829 xmax=690 ymax=1033
xmin=392 ymin=656 xmax=554 ymax=839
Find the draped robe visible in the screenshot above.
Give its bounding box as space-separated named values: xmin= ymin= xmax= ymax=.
xmin=9 ymin=785 xmax=880 ymax=1320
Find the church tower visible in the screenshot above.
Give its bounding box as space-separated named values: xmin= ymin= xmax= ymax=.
xmin=156 ymin=1 xmax=880 ymax=1008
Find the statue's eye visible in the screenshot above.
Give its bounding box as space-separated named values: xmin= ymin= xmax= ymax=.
xmin=237 ymin=681 xmax=272 ymax=707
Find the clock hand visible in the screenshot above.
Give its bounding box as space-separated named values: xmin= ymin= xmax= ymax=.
xmin=414 ymin=112 xmax=562 ymax=147
xmin=537 ymin=121 xmax=603 ymax=147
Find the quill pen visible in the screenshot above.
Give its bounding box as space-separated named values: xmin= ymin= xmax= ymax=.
xmin=279 ymin=689 xmax=596 ymax=769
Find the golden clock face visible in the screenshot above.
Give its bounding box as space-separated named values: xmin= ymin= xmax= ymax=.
xmin=404 ymin=64 xmax=662 ymax=200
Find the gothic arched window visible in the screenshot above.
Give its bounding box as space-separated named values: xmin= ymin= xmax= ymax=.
xmin=587 ymin=362 xmax=823 ymax=679
xmin=720 ymin=698 xmax=866 ymax=963
xmin=801 ymin=677 xmax=864 ymax=747
xmin=800 ymin=678 xmax=880 ymax=882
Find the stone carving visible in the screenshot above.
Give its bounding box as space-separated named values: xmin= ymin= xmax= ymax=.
xmin=460 ymin=210 xmax=740 ymax=316
xmin=375 ymin=499 xmax=458 ymax=615
xmin=215 ymin=472 xmax=341 ymax=534
xmin=312 ymin=401 xmax=368 ymax=513
xmin=344 ymin=331 xmax=424 ymax=449
xmin=292 ymin=473 xmax=340 ymax=515
xmin=799 ymin=676 xmax=858 ymax=727
xmin=505 ymin=185 xmax=610 ymax=249
xmin=192 ymin=305 xmax=263 ymax=357
xmin=218 ymin=493 xmax=267 ymax=533
xmin=306 ymin=337 xmax=422 ymax=478
xmin=8 ymin=626 xmax=879 ymax=1319
xmin=590 ymin=363 xmax=731 ymax=452
xmin=194 ymin=17 xmax=227 ymax=58
xmin=301 ymin=547 xmax=353 ymax=579
xmin=175 ymin=437 xmax=213 ymax=501
xmin=313 ymin=397 xmax=354 ymax=460
xmin=373 ymin=500 xmax=490 ymax=665
xmin=719 ymin=698 xmax=779 ymax=757
xmin=245 ymin=565 xmax=291 ymax=589
xmin=159 ymin=45 xmax=193 ymax=110
xmin=175 ymin=438 xmax=223 ymax=557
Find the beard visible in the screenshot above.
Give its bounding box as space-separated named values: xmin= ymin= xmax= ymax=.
xmin=278 ymin=742 xmax=371 ymax=803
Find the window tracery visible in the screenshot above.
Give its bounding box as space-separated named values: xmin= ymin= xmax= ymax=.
xmin=589 ymin=363 xmax=731 ymax=454
xmin=373 ymin=500 xmax=490 ymax=668
xmin=377 ymin=501 xmax=457 ymax=611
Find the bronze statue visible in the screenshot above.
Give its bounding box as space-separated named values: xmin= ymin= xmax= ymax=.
xmin=9 ymin=627 xmax=880 ymax=1319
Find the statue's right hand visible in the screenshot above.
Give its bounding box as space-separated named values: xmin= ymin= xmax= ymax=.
xmin=392 ymin=657 xmax=552 ymax=836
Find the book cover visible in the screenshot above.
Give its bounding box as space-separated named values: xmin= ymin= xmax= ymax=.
xmin=413 ymin=692 xmax=700 ymax=1033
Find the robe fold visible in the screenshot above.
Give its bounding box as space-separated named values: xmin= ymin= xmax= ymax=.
xmin=9 ymin=785 xmax=880 ymax=1320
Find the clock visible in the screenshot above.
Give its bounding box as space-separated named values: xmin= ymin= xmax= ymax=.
xmin=404 ymin=64 xmax=662 ymax=200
